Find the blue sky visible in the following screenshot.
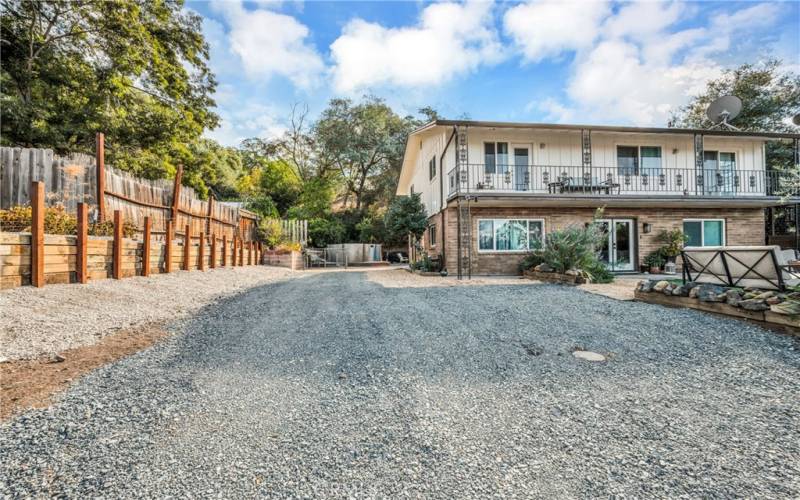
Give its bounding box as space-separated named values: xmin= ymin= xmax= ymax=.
xmin=188 ymin=0 xmax=800 ymax=146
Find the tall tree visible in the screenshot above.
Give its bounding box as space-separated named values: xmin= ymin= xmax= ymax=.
xmin=0 ymin=0 xmax=219 ymax=191
xmin=314 ymin=96 xmax=417 ymax=210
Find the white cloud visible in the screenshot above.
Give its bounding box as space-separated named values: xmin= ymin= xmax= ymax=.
xmin=511 ymin=1 xmax=787 ymax=126
xmin=329 ymin=0 xmax=504 ymax=93
xmin=206 ymin=100 xmax=287 ymax=147
xmin=212 ymin=1 xmax=323 ymax=88
xmin=504 ymin=1 xmax=611 ymax=62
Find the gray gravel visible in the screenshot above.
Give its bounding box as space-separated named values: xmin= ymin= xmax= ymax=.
xmin=2 ymin=271 xmax=799 ymax=498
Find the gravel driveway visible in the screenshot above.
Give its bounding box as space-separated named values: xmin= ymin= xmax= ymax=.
xmin=2 ymin=270 xmax=799 ymax=497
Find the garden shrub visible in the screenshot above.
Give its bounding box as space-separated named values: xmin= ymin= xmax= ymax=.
xmin=518 ymin=250 xmax=546 ymax=273
xmin=540 ymin=223 xmax=605 ymax=273
xmin=1 ymin=204 xmax=136 ymax=238
xmin=257 ymin=218 xmax=283 ymax=248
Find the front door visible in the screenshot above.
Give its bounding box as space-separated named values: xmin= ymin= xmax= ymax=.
xmin=598 ymin=218 xmax=635 ymax=272
xmin=512 ymin=145 xmax=530 ymax=191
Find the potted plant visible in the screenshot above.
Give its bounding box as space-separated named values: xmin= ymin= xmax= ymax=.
xmin=656 ymin=229 xmax=688 ymax=264
xmin=644 ymin=250 xmax=666 ymax=274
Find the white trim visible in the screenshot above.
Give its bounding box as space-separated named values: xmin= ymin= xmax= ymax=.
xmin=682 ymin=218 xmax=726 ymax=246
xmin=476 ymin=218 xmax=546 ymax=253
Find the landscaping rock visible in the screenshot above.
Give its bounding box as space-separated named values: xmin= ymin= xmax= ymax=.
xmin=739 ymin=299 xmax=770 ymax=311
xmin=754 ymin=291 xmax=776 ymax=300
xmin=637 ymin=280 xmax=654 ymax=293
xmin=671 ymin=285 xmax=690 ymax=296
xmin=565 ymin=269 xmax=578 ymax=276
xmin=765 ymin=296 xmax=783 ymax=306
xmin=725 ymin=290 xmax=743 ymax=307
xmin=534 ymin=263 xmax=554 ymax=273
xmin=697 ymin=285 xmax=726 ymax=302
xmin=662 ymin=284 xmax=676 ymax=295
xmin=653 ymin=280 xmax=670 ymax=292
xmin=689 ymin=286 xmax=701 ymax=298
xmin=770 ymin=300 xmax=800 ymax=316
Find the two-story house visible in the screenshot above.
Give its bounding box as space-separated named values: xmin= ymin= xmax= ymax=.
xmin=396 ymin=119 xmax=799 ymax=277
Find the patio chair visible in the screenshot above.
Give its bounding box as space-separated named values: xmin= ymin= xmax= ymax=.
xmin=681 ymin=245 xmax=800 ymax=291
xmin=307 ymin=251 xmax=332 ymax=268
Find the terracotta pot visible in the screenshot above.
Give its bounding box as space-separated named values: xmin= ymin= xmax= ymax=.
xmin=649 ymin=266 xmax=662 ymax=274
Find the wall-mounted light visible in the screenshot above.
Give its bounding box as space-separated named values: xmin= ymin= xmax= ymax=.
xmin=643 ymin=223 xmax=653 ymax=234
xmin=672 ymin=148 xmax=679 ymax=154
xmin=539 ymin=143 xmax=546 ymax=149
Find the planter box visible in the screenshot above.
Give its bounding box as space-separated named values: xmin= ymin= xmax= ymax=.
xmin=523 ymin=270 xmax=589 ymax=285
xmin=263 ymin=250 xmax=303 ymax=271
xmin=634 ymin=289 xmax=799 ymax=334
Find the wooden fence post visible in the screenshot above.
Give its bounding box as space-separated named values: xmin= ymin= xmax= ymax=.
xmin=183 ymin=224 xmax=191 ymax=271
xmin=239 ymin=238 xmax=244 ymax=266
xmin=247 ymin=241 xmax=252 ymax=265
xmin=142 ymin=216 xmax=151 ymax=277
xmin=165 ymin=220 xmax=173 ymax=273
xmin=113 ymin=210 xmax=122 ymax=279
xmin=210 ymin=233 xmax=216 ymax=269
xmin=222 ymin=234 xmax=227 ymax=267
xmin=31 ymin=181 xmax=45 ymax=287
xmin=231 ymin=237 xmax=237 ymax=267
xmin=171 ymin=165 xmax=183 ymax=225
xmin=206 ymin=195 xmax=214 ymax=236
xmin=199 ymin=232 xmax=205 ymax=271
xmin=77 ymin=202 xmax=88 ymax=284
xmin=96 ymin=132 xmax=105 ymax=222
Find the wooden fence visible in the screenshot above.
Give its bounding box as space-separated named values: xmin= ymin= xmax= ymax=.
xmin=0 ymin=182 xmax=264 ymax=290
xmin=0 ymin=134 xmax=258 ymax=241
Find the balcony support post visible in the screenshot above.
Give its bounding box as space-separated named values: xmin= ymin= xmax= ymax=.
xmin=581 ymin=129 xmax=592 ymax=193
xmin=694 ymin=133 xmax=704 ymax=196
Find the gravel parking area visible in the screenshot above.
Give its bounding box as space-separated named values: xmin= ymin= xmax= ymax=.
xmin=2 ymin=270 xmax=799 ymax=497
xmin=0 ymin=266 xmax=294 ymax=361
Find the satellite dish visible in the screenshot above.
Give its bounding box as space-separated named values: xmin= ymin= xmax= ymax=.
xmin=792 ymin=113 xmax=800 ymax=126
xmin=705 ymin=95 xmax=742 ymax=130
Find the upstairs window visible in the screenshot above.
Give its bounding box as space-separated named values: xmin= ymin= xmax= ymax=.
xmin=617 ymin=146 xmax=638 ymax=175
xmin=429 ymin=156 xmax=436 ymax=180
xmin=484 ymin=142 xmax=508 ymax=174
xmin=617 ymin=146 xmax=662 ymax=176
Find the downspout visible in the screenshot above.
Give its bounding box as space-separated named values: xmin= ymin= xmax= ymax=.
xmin=439 ymin=126 xmax=457 ymax=271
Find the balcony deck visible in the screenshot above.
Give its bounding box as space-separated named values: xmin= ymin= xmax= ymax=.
xmin=447 ymin=164 xmax=794 ymax=200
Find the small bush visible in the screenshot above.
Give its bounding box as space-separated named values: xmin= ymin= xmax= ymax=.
xmin=583 ymin=260 xmax=615 ymax=283
xmin=89 ymin=220 xmax=137 ymax=238
xmin=540 ymin=223 xmax=605 ymax=273
xmin=257 ymin=218 xmax=283 ymax=248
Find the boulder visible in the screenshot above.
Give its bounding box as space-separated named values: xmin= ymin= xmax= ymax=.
xmin=638 ymin=280 xmax=654 ymax=292
xmin=765 ymin=296 xmax=783 ymax=305
xmin=754 ymin=291 xmax=775 ymax=300
xmin=697 ymin=284 xmax=726 ymax=302
xmin=653 ymin=280 xmax=670 ymax=292
xmin=565 ymin=269 xmax=579 ymax=276
xmin=739 ymin=298 xmax=769 ymax=311
xmin=725 ymin=289 xmax=743 ymax=307
xmin=671 ymin=285 xmax=690 ymax=296
xmin=689 ymin=286 xmax=701 ymax=299
xmin=742 ymin=292 xmax=758 ymax=300
xmin=535 ymin=263 xmax=554 ymax=273
xmin=770 ymin=300 xmax=800 ymax=316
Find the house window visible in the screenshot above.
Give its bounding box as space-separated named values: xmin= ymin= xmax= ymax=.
xmin=477 ymin=219 xmax=545 ymax=252
xmin=429 ymin=224 xmax=437 ymax=247
xmin=617 ymin=146 xmax=661 ymax=175
xmin=484 ymin=142 xmax=508 ymax=175
xmin=683 ymin=219 xmax=725 ymax=247
xmin=640 ymin=146 xmax=662 ymax=175
xmin=429 ymin=156 xmax=436 ymax=180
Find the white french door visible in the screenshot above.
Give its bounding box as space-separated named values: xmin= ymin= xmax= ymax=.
xmin=511 ymin=144 xmax=530 ymax=191
xmin=597 ymin=219 xmax=635 ymax=272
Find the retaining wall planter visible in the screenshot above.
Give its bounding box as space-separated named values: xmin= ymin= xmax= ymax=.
xmin=523 ymin=269 xmax=589 ymax=285
xmin=634 ymin=285 xmax=799 ymax=334
xmin=263 ymin=250 xmax=304 ymax=271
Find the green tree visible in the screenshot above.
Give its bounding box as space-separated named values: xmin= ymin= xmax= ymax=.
xmin=384 ymin=193 xmax=428 ymax=245
xmin=0 ymin=0 xmax=219 ymax=190
xmin=308 ymin=218 xmax=346 ymax=247
xmin=669 ymin=59 xmax=800 ymax=186
xmin=314 ymin=96 xmax=417 ymax=209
